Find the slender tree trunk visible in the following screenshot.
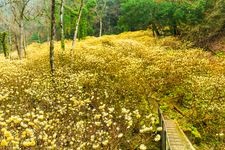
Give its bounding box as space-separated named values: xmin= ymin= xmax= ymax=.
xmin=23 ymin=33 xmax=27 ymax=57
xmin=60 ymin=0 xmax=65 ymax=51
xmin=152 ymin=23 xmax=160 ymax=37
xmin=71 ymin=0 xmax=84 ymax=58
xmin=50 ymin=0 xmax=56 ymax=74
xmin=15 ymin=34 xmax=20 ymax=57
xmin=172 ymin=21 xmax=178 ymax=36
xmin=99 ymin=17 xmax=102 ymax=37
xmin=108 ymin=17 xmax=111 ymax=33
xmin=8 ymin=27 xmax=12 ymax=53
xmin=19 ymin=19 xmax=24 ymax=59
xmin=96 ymin=0 xmax=106 ymax=37
xmin=8 ymin=31 xmax=12 ymax=58
xmin=1 ymin=32 xmax=9 ymax=58
xmin=47 ymin=32 xmax=50 ymax=42
xmin=37 ymin=32 xmax=41 ymax=43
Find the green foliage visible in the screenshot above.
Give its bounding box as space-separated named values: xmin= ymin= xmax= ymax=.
xmin=118 ymin=0 xmax=206 ymax=36
xmin=191 ymin=127 xmax=201 ymax=139
xmin=50 ymin=0 xmax=225 ymax=43
xmin=78 ymin=4 xmax=94 ymax=39
xmin=0 ymin=32 xmax=9 ymax=58
xmin=118 ymin=0 xmax=154 ymax=31
xmin=1 ymin=0 xmax=224 ymax=46
xmin=183 ymin=0 xmax=225 ymax=48
xmin=31 ymin=33 xmax=41 ymax=43
xmin=21 ymin=0 xmax=220 ymax=43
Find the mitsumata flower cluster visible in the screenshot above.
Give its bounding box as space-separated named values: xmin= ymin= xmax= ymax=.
xmin=0 ymin=30 xmax=224 ymax=149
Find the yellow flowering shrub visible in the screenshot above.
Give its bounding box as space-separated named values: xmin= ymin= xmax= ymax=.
xmin=0 ymin=30 xmax=224 ymax=149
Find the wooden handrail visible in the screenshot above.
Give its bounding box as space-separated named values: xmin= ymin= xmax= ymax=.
xmin=158 ymin=108 xmax=167 ymax=150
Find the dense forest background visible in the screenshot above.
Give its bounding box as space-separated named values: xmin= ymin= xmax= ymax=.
xmin=1 ymin=0 xmax=225 ymax=54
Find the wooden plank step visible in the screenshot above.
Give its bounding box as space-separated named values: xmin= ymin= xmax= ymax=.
xmin=164 ymin=120 xmax=195 ymax=150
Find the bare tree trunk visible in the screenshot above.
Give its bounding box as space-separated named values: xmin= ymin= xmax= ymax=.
xmin=99 ymin=17 xmax=102 ymax=37
xmin=47 ymin=31 xmax=50 ymax=42
xmin=46 ymin=19 xmax=50 ymax=42
xmin=50 ymin=0 xmax=56 ymax=74
xmin=152 ymin=23 xmax=160 ymax=37
xmin=15 ymin=34 xmax=20 ymax=58
xmin=8 ymin=27 xmax=12 ymax=53
xmin=60 ymin=0 xmax=65 ymax=51
xmin=37 ymin=32 xmax=41 ymax=43
xmin=23 ymin=33 xmax=27 ymax=57
xmin=8 ymin=31 xmax=12 ymax=58
xmin=19 ymin=19 xmax=24 ymax=59
xmin=71 ymin=0 xmax=84 ymax=58
xmin=95 ymin=0 xmax=106 ymax=37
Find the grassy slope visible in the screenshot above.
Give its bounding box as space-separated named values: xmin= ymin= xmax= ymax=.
xmin=0 ymin=30 xmax=225 ymax=149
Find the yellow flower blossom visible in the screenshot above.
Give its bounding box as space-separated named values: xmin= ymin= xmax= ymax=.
xmin=102 ymin=140 xmax=109 ymax=146
xmin=22 ymin=139 xmax=36 ymax=147
xmin=0 ymin=139 xmax=8 ymax=146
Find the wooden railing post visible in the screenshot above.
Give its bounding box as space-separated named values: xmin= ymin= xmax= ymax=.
xmin=158 ymin=108 xmax=166 ymax=150
xmin=161 ymin=120 xmax=166 ymax=150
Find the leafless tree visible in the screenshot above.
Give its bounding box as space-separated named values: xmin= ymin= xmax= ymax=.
xmin=9 ymin=0 xmax=32 ymax=59
xmin=0 ymin=0 xmax=43 ymax=59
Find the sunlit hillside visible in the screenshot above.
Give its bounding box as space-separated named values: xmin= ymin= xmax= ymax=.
xmin=0 ymin=30 xmax=225 ymax=149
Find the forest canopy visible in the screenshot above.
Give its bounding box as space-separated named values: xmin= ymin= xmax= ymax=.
xmin=0 ymin=0 xmax=225 ymax=49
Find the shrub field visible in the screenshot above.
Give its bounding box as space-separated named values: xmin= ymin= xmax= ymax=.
xmin=0 ymin=30 xmax=224 ymax=149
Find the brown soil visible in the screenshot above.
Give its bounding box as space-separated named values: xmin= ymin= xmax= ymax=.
xmin=208 ymin=36 xmax=225 ymax=52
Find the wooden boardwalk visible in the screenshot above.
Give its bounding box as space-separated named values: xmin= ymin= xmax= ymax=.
xmin=158 ymin=108 xmax=195 ymax=150
xmin=165 ymin=120 xmax=195 ymax=150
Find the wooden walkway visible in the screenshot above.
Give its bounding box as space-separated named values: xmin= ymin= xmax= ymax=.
xmin=158 ymin=108 xmax=195 ymax=150
xmin=165 ymin=120 xmax=195 ymax=150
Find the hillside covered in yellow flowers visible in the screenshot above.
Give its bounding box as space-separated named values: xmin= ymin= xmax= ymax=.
xmin=0 ymin=30 xmax=225 ymax=149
